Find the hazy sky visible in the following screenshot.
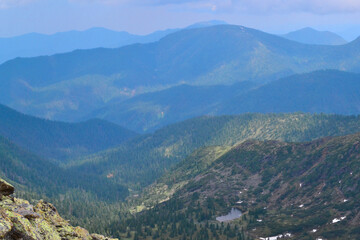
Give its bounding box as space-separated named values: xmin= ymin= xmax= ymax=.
xmin=1 ymin=0 xmax=360 ymax=40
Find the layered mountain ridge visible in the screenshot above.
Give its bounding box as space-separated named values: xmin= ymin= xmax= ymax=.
xmin=0 ymin=104 xmax=137 ymax=161
xmin=87 ymin=70 xmax=360 ymax=132
xmin=2 ymin=24 xmax=360 ymax=124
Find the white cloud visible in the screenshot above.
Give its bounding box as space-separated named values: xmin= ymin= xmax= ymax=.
xmin=233 ymin=0 xmax=360 ymax=14
xmin=0 ymin=0 xmax=36 ymax=9
xmin=67 ymin=0 xmax=130 ymax=5
xmin=3 ymin=0 xmax=360 ymax=14
xmin=132 ymin=0 xmax=360 ymax=14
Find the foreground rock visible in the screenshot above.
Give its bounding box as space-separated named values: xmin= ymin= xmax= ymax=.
xmin=0 ymin=179 xmax=14 ymax=198
xmin=0 ymin=178 xmax=117 ymax=240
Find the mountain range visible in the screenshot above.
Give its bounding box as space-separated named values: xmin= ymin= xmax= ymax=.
xmin=0 ymin=104 xmax=136 ymax=161
xmin=1 ymin=24 xmax=360 ymax=124
xmin=86 ymin=70 xmax=360 ymax=132
xmin=1 ymin=21 xmax=360 ymax=240
xmin=0 ymin=20 xmax=227 ymax=64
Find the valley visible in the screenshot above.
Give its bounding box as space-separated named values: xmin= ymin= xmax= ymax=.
xmin=0 ymin=19 xmax=359 ymax=240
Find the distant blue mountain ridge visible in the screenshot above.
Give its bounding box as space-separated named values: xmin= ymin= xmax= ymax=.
xmin=281 ymin=27 xmax=347 ymax=45
xmin=0 ymin=20 xmax=227 ymax=64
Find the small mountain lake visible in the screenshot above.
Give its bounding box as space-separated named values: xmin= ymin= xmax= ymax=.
xmin=216 ymin=208 xmax=242 ymax=222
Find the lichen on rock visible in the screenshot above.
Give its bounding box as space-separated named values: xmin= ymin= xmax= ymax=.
xmin=0 ymin=179 xmax=14 ymax=197
xmin=0 ymin=178 xmax=118 ymax=240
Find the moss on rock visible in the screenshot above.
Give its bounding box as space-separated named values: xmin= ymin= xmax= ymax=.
xmin=0 ymin=178 xmax=118 ymax=240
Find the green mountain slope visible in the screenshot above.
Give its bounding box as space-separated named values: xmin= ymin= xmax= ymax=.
xmin=67 ymin=113 xmax=360 ymax=190
xmin=282 ymin=27 xmax=348 ymax=45
xmin=120 ymin=133 xmax=360 ymax=240
xmin=0 ymin=104 xmax=137 ymax=161
xmin=86 ymin=81 xmax=256 ymax=132
xmin=222 ymin=70 xmax=360 ymax=115
xmin=2 ymin=25 xmax=360 ymax=122
xmin=0 ymin=134 xmax=129 ymax=234
xmin=0 ymin=134 xmax=129 ymax=200
xmin=87 ymin=70 xmax=360 ymax=132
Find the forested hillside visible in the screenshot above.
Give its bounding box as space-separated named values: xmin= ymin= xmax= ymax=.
xmin=2 ymin=112 xmax=360 ymax=237
xmin=115 ymin=133 xmax=360 ymax=240
xmin=0 ymin=104 xmax=136 ymax=161
xmin=0 ymin=134 xmax=130 ymax=235
xmin=222 ymin=70 xmax=360 ymax=115
xmin=0 ymin=135 xmax=128 ymax=201
xmin=87 ymin=81 xmax=256 ymax=132
xmin=68 ymin=113 xmax=360 ymax=190
xmin=87 ymin=70 xmax=360 ymax=132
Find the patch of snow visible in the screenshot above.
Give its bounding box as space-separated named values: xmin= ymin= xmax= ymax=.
xmin=259 ymin=233 xmax=291 ymax=240
xmin=332 ymin=218 xmax=341 ymax=223
xmin=332 ymin=216 xmax=346 ymax=224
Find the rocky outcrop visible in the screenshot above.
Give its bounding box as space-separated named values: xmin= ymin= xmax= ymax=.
xmin=0 ymin=179 xmax=14 ymax=198
xmin=0 ymin=178 xmax=117 ymax=240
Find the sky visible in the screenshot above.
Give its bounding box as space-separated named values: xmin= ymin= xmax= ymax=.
xmin=1 ymin=0 xmax=360 ymax=41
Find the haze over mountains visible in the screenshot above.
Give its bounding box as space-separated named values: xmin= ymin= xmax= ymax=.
xmin=0 ymin=20 xmax=227 ymax=64
xmin=282 ymin=27 xmax=348 ymax=45
xmin=1 ymin=24 xmax=360 ymax=128
xmin=87 ymin=70 xmax=360 ymax=132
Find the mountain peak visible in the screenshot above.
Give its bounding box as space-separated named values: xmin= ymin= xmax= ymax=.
xmin=186 ymin=20 xmax=228 ymax=29
xmin=282 ymin=27 xmax=347 ymax=45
